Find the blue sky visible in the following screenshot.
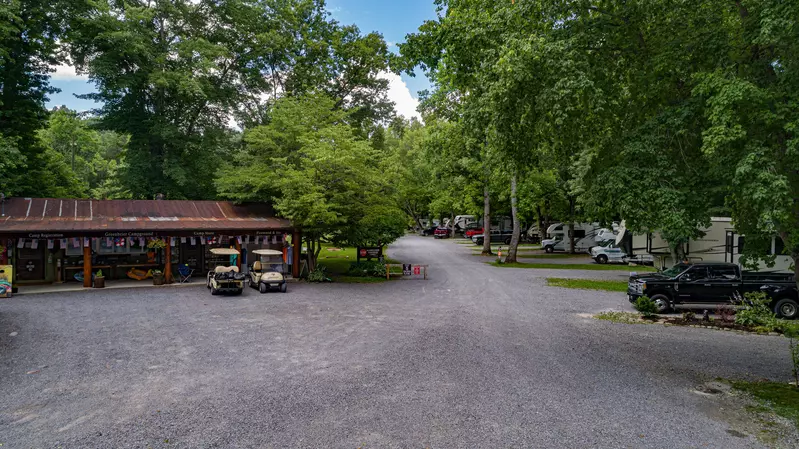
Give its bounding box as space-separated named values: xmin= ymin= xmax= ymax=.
xmin=48 ymin=0 xmax=437 ymax=119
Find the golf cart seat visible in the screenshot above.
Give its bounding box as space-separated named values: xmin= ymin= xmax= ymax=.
xmin=252 ymin=261 xmax=262 ymax=272
xmin=215 ymin=266 xmax=239 ymax=274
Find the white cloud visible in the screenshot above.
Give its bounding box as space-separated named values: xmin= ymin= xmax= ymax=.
xmin=380 ymin=71 xmax=421 ymax=121
xmin=50 ymin=63 xmax=89 ymax=81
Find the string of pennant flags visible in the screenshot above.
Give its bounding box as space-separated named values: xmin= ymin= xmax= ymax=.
xmin=13 ymin=234 xmax=286 ymax=250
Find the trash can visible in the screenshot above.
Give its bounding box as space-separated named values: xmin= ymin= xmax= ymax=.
xmin=0 ymin=265 xmax=13 ymax=298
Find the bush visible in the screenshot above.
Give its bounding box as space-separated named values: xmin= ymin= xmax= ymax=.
xmin=347 ymin=260 xmax=386 ymax=278
xmin=735 ymin=292 xmax=774 ymax=328
xmin=634 ymin=296 xmax=658 ymax=317
xmin=307 ymin=267 xmax=330 ymax=283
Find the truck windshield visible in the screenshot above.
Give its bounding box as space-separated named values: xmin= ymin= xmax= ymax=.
xmin=661 ymin=263 xmax=691 ymax=277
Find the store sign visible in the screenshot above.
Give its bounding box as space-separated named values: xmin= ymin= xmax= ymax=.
xmin=255 ymin=231 xmax=282 ymax=236
xmin=27 ymin=233 xmax=65 ymax=239
xmin=103 ymin=231 xmax=155 ymax=238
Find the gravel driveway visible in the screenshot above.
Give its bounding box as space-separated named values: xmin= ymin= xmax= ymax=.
xmin=0 ymin=235 xmax=794 ymax=448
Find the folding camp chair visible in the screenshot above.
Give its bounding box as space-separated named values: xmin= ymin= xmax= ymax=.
xmin=177 ymin=264 xmax=194 ymax=283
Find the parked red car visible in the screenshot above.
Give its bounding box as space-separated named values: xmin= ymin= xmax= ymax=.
xmin=464 ymin=227 xmax=483 ymax=238
xmin=434 ymin=227 xmax=451 ymax=239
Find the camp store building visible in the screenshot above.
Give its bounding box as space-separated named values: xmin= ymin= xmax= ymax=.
xmin=0 ymin=197 xmax=300 ymax=289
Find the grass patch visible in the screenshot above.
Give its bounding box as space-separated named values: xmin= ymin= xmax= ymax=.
xmin=330 ymin=275 xmax=386 ymax=284
xmin=547 ymin=278 xmax=629 ymax=292
xmin=473 ymin=251 xmax=588 ymax=259
xmin=316 ymin=244 xmax=399 ymax=282
xmin=733 ymin=381 xmax=799 ymax=427
xmin=489 ymin=261 xmax=655 ymax=271
xmin=595 ymin=311 xmax=647 ymax=324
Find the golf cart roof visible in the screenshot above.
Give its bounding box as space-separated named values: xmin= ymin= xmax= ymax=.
xmin=209 ymin=248 xmax=240 ymax=255
xmin=252 ymin=249 xmax=283 ymax=256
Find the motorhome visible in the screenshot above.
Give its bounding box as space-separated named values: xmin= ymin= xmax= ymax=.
xmin=452 ymin=215 xmax=477 ymax=232
xmin=541 ymin=223 xmax=616 ymax=253
xmin=615 ymin=218 xmax=793 ymax=272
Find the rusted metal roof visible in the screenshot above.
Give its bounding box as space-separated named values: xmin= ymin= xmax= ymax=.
xmin=0 ymin=198 xmax=293 ymax=236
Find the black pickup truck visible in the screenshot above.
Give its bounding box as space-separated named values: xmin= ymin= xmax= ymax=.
xmin=628 ymin=262 xmax=799 ymax=318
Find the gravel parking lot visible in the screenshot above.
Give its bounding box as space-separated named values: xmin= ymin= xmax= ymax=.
xmin=0 ymin=235 xmax=795 ymax=448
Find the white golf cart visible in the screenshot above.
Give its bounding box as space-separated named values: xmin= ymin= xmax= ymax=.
xmin=248 ymin=249 xmax=288 ymax=293
xmin=206 ymin=248 xmax=245 ymax=295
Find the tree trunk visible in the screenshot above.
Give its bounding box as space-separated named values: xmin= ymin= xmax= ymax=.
xmin=537 ymin=205 xmax=544 ymax=244
xmin=308 ymin=237 xmax=316 ymax=272
xmin=450 ymin=211 xmax=456 ymax=238
xmin=568 ymin=197 xmax=576 ymax=254
xmin=506 ymin=171 xmax=521 ymax=263
xmin=482 ymin=182 xmax=492 ymax=255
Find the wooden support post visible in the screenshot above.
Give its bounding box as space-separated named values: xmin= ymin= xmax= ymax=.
xmin=292 ymin=229 xmax=301 ymax=278
xmin=164 ymin=238 xmax=172 ymax=284
xmin=234 ymin=238 xmax=242 ymax=270
xmin=1 ymin=239 xmax=7 ymax=264
xmin=83 ymin=240 xmax=92 ymax=288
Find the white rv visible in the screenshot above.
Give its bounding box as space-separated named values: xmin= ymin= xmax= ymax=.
xmin=541 ymin=223 xmax=616 ymax=253
xmin=617 ymin=218 xmax=793 ymax=272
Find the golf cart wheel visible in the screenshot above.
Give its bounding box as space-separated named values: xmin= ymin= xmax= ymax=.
xmin=259 ymin=283 xmax=267 ymax=294
xmin=545 ymin=246 xmax=554 ymax=253
xmin=650 ymin=294 xmax=671 ymax=313
xmin=504 ymin=237 xmax=512 ymax=245
xmin=237 ymin=289 xmax=244 ymax=295
xmin=596 ymin=254 xmax=608 ymax=264
xmin=211 ymin=287 xmax=219 ymax=296
xmin=774 ymin=298 xmax=799 ymax=319
xmin=280 ymin=283 xmax=288 ymax=293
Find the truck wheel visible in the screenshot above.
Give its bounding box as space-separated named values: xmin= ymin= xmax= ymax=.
xmin=259 ymin=283 xmax=267 ymax=294
xmin=774 ymin=298 xmax=799 ymax=319
xmin=650 ymin=294 xmax=671 ymax=313
xmin=545 ymin=246 xmax=554 ymax=253
xmin=596 ymin=254 xmax=608 ymax=264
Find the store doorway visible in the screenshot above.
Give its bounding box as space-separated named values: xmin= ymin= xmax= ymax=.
xmin=180 ymin=242 xmax=203 ymax=276
xmin=15 ymin=244 xmax=46 ymax=281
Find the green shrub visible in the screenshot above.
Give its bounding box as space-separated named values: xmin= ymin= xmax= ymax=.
xmin=347 ymin=260 xmax=386 ymax=278
xmin=634 ymin=296 xmax=658 ymax=317
xmin=307 ymin=267 xmax=330 ymax=283
xmin=735 ymin=292 xmax=774 ymax=328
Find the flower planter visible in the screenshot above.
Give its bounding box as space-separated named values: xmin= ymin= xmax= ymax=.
xmin=152 ymin=274 xmax=164 ymax=286
xmin=93 ymin=277 xmax=105 ymax=288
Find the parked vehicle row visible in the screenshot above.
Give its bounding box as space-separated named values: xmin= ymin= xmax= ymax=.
xmin=628 ymin=262 xmax=798 ymax=318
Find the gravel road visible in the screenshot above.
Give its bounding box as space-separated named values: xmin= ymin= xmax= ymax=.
xmin=0 ymin=235 xmax=794 ymax=448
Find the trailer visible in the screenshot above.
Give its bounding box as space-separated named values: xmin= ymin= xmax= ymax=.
xmin=617 ymin=218 xmax=793 ymax=271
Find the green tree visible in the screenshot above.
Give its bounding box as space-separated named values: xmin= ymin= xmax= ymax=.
xmin=0 ymin=0 xmax=68 ymax=196
xmin=690 ymin=1 xmax=799 ymax=282
xmin=216 ymin=94 xmax=406 ymax=271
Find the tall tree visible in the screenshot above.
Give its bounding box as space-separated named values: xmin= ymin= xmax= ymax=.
xmin=0 ymin=0 xmax=65 ymax=196
xmin=216 ymin=94 xmax=406 ymax=271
